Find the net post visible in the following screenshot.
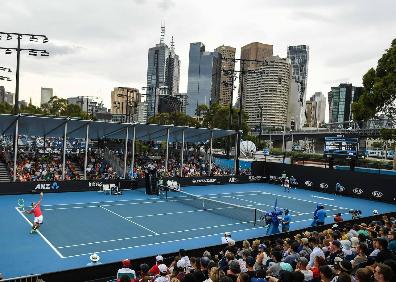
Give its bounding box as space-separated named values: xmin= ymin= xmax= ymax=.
xmin=254 ymin=209 xmax=257 ymax=226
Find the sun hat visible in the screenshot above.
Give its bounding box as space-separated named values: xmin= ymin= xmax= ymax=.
xmin=90 ymin=252 xmax=100 ymax=262
xmin=158 ymin=264 xmax=168 ymax=273
xmin=156 ymin=255 xmax=164 ymax=262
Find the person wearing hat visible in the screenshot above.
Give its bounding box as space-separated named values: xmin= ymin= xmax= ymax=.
xmin=154 ymin=264 xmax=170 ymax=282
xmin=316 ymin=205 xmax=327 ymax=226
xmin=295 ymin=257 xmax=313 ymax=282
xmin=222 ymin=232 xmax=235 ymax=245
xmin=149 ymin=255 xmax=164 ymax=276
xmin=227 ymin=260 xmax=241 ymax=282
xmin=281 ymin=209 xmax=291 ymax=233
xmin=117 ymin=259 xmax=136 ymax=282
xmin=334 ymin=213 xmax=343 ymax=223
xmin=332 ymin=259 xmax=352 ymax=282
xmin=24 ymin=192 xmax=44 ymax=234
xmin=340 ymin=240 xmax=354 ymax=260
xmin=87 ymin=252 xmax=102 ymax=266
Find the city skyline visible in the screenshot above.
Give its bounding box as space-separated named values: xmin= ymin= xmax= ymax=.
xmin=0 ymin=0 xmax=395 ymax=123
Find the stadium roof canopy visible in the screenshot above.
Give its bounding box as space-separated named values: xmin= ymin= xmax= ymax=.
xmin=0 ymin=114 xmax=237 ymax=143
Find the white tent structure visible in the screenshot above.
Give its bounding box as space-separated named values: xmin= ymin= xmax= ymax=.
xmin=0 ymin=114 xmax=239 ymax=181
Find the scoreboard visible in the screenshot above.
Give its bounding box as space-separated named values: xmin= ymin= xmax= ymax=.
xmin=324 ymin=137 xmax=359 ymax=158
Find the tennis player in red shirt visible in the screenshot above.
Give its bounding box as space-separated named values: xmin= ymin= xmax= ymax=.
xmin=25 ymin=192 xmax=44 ymax=234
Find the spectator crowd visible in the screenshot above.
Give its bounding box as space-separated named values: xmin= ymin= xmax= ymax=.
xmin=114 ymin=215 xmax=396 ymax=282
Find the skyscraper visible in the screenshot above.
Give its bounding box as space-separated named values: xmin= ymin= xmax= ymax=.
xmin=186 ymin=42 xmax=221 ymax=116
xmin=244 ymin=56 xmax=292 ymax=129
xmin=110 ymin=87 xmax=141 ymax=122
xmin=287 ymin=45 xmax=309 ymax=125
xmin=146 ymin=25 xmax=180 ymax=119
xmin=240 ymin=42 xmax=273 ymax=108
xmin=165 ymin=36 xmax=180 ymax=96
xmin=40 ymin=87 xmax=53 ymax=106
xmin=309 ymin=92 xmax=326 ymax=127
xmin=214 ymin=45 xmax=236 ymax=106
xmin=328 ymin=84 xmax=363 ymax=125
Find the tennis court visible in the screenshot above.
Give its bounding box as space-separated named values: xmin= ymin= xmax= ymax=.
xmin=1 ymin=182 xmax=395 ymax=278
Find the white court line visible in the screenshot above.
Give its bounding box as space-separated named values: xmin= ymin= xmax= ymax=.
xmin=100 ymin=206 xmax=159 ymax=235
xmin=311 ymin=195 xmax=334 ymax=201
xmin=57 ymin=220 xmax=252 ymax=249
xmin=219 ymin=191 xmax=347 ymax=210
xmin=65 ymin=226 xmax=262 ymax=258
xmin=15 ymin=207 xmax=65 ymax=259
xmin=42 ymin=199 xmax=166 ymax=208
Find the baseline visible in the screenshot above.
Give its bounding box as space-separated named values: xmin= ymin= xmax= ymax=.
xmin=15 ymin=207 xmax=66 ymax=259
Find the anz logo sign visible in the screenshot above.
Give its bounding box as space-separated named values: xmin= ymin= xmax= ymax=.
xmin=34 ymin=182 xmax=59 ymax=190
xmin=372 ymin=191 xmax=384 ymax=198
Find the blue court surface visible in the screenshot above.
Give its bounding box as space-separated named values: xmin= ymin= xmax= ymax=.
xmin=0 ymin=183 xmax=395 ymax=278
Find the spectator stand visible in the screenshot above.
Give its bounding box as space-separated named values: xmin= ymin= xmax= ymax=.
xmin=0 ymin=114 xmax=237 ymax=185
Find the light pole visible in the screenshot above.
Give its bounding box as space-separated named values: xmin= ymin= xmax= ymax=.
xmin=221 ymin=57 xmax=270 ymax=175
xmin=0 ymin=32 xmax=49 ymax=114
xmin=258 ymin=105 xmax=263 ymax=149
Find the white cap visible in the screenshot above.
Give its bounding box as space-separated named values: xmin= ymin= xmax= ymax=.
xmin=89 ymin=252 xmax=100 ymax=262
xmin=158 ymin=264 xmax=168 ymax=273
xmin=156 ymin=255 xmax=163 ymax=262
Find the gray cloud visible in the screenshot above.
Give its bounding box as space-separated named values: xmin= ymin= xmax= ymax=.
xmin=158 ymin=0 xmax=175 ymax=10
xmin=0 ymin=0 xmax=394 ymax=122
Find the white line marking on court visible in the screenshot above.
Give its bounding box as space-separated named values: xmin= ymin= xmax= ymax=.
xmin=65 ymin=226 xmax=262 ymax=258
xmin=15 ymin=207 xmax=65 ymax=259
xmin=221 ymin=191 xmax=347 ymax=210
xmin=311 ymin=195 xmax=334 ymax=201
xmin=100 ymin=206 xmax=159 ymax=235
xmin=57 ymin=220 xmax=253 ymax=249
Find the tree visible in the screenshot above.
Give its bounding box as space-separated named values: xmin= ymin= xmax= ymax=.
xmin=352 ymin=38 xmax=396 ymax=120
xmin=42 ymin=96 xmax=68 ymax=116
xmin=379 ymin=129 xmax=396 ymax=166
xmin=0 ymin=102 xmax=13 ymax=114
xmin=148 ymin=112 xmax=200 ymax=127
xmin=352 ymin=38 xmax=396 ymax=169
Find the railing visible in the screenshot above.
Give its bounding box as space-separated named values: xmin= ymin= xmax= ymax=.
xmin=1 ymin=274 xmax=41 ymax=282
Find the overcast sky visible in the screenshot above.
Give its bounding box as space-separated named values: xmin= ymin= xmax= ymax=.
xmin=0 ymin=0 xmax=395 ymax=120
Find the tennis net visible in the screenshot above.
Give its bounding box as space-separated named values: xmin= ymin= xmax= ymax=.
xmin=167 ymin=190 xmax=266 ymax=226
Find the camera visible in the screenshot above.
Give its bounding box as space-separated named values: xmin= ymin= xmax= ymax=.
xmin=349 ymin=209 xmax=362 ymax=219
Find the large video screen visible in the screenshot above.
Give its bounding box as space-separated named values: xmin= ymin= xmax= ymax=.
xmin=324 ymin=137 xmax=359 ymax=157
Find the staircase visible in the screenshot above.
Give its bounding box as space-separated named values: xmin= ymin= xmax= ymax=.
xmin=70 ymin=161 xmax=85 ymax=179
xmin=0 ymin=161 xmax=11 ymax=182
